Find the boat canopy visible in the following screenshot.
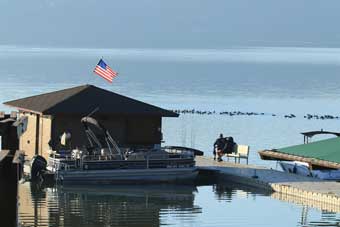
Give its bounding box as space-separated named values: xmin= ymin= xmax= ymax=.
xmin=259 ymin=137 xmax=340 ymax=169
xmin=301 ymin=130 xmax=340 ymax=144
xmin=301 ymin=130 xmax=340 ymax=138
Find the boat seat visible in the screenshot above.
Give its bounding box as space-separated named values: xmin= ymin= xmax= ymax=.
xmin=225 ymin=145 xmax=250 ymax=164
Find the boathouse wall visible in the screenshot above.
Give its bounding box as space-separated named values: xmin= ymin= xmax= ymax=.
xmin=125 ymin=116 xmax=162 ymax=145
xmin=51 ymin=115 xmax=162 ymax=154
xmin=52 ymin=115 xmax=162 ymax=147
xmin=18 ymin=112 xmax=52 ymax=160
xmin=18 ymin=112 xmax=37 ymax=159
xmin=18 ymin=113 xmax=162 ymax=160
xmin=39 ymin=115 xmax=52 ymax=158
xmin=51 ymin=115 xmax=128 ymax=151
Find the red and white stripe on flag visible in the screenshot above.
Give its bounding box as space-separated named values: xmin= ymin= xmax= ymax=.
xmin=93 ymin=59 xmax=118 ymax=83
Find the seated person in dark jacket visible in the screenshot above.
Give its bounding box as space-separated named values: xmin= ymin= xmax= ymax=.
xmin=223 ymin=137 xmax=235 ymax=154
xmin=213 ymin=133 xmax=225 ymax=161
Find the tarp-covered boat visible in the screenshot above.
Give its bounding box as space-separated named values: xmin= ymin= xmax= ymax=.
xmin=259 ymin=130 xmax=340 ymax=180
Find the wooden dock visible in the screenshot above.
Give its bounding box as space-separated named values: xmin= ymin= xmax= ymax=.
xmin=196 ymin=156 xmax=340 ymax=212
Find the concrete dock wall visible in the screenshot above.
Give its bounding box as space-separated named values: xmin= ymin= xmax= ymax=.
xmin=196 ymin=156 xmax=340 ymax=212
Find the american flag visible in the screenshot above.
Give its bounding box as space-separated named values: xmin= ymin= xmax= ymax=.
xmin=93 ymin=59 xmax=118 ymax=83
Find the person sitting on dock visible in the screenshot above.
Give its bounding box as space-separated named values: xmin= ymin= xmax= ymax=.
xmin=223 ymin=136 xmax=235 ymax=154
xmin=214 ymin=133 xmax=225 ymax=162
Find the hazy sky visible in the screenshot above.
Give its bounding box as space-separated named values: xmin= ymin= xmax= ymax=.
xmin=1 ymin=0 xmax=340 ymax=48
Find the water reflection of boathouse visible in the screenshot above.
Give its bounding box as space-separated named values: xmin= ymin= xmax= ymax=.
xmin=19 ymin=183 xmax=201 ymax=227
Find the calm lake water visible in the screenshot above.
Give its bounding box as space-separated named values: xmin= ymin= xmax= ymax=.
xmin=0 ymin=46 xmax=340 ymax=226
xmin=18 ymin=181 xmax=340 ymax=227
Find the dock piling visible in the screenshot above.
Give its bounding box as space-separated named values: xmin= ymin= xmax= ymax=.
xmin=0 ymin=150 xmax=22 ymax=227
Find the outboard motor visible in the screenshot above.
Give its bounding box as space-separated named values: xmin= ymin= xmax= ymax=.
xmin=30 ymin=155 xmax=47 ymax=181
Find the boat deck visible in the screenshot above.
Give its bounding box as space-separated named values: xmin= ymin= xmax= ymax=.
xmin=196 ymin=156 xmax=340 ymax=212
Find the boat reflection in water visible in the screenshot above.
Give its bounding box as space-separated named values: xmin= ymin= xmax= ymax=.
xmin=19 ymin=182 xmax=201 ymax=227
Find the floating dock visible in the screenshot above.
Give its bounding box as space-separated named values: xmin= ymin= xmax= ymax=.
xmin=196 ymin=156 xmax=340 ymax=212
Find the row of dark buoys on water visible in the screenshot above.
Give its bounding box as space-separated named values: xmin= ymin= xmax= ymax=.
xmin=174 ymin=109 xmax=216 ymax=115
xmin=220 ymin=111 xmax=267 ymax=116
xmin=284 ymin=114 xmax=296 ymax=118
xmin=171 ymin=109 xmax=340 ymax=120
xmin=304 ymin=114 xmax=339 ymax=120
xmin=172 ymin=109 xmax=270 ymax=116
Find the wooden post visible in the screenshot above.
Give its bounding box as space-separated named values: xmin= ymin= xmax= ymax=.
xmin=0 ymin=113 xmax=24 ymax=227
xmin=35 ymin=114 xmax=40 ymax=155
xmin=0 ymin=150 xmax=19 ymax=227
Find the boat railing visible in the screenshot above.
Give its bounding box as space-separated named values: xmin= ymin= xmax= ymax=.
xmin=58 ymin=161 xmax=73 ymax=170
xmin=51 ymin=152 xmax=73 ymax=160
xmin=52 ymin=150 xmax=195 ymax=171
xmin=167 ymin=152 xmax=194 ymax=159
xmin=79 ymin=154 xmax=123 ymax=168
xmin=146 ymin=156 xmax=195 ymax=168
xmin=79 ymin=155 xmax=195 ymax=170
xmin=81 ymin=154 xmax=123 ymax=161
xmin=53 ymin=161 xmax=73 ymax=181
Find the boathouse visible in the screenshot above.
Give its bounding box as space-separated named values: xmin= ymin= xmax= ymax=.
xmin=4 ymin=85 xmax=178 ymax=160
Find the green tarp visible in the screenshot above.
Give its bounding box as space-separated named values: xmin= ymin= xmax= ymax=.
xmin=277 ymin=137 xmax=340 ymax=164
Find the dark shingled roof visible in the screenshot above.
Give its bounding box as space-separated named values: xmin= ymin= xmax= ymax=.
xmin=4 ymin=85 xmax=179 ymax=117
